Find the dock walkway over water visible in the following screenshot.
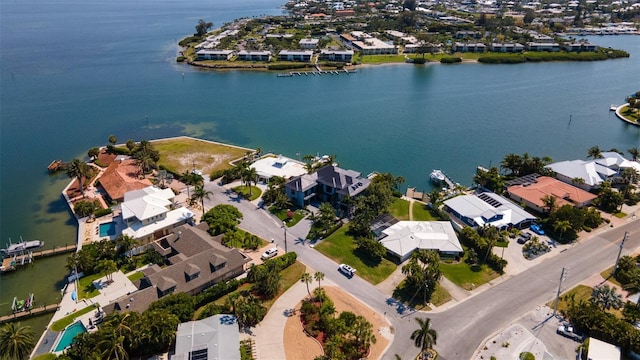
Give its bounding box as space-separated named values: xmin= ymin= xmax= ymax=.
xmin=277 ymin=68 xmax=357 ymax=77
xmin=0 ymin=303 xmax=59 ymax=324
xmin=1 ymin=244 xmax=77 ymax=273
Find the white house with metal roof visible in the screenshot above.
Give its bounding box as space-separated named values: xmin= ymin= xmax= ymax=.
xmin=546 ymin=159 xmax=617 ymax=191
xmin=587 ymin=337 xmax=621 ymax=360
xmin=595 ymin=151 xmax=640 ymax=174
xmin=120 ymin=186 xmax=194 ymax=243
xmin=378 ymin=221 xmax=463 ymax=262
xmin=444 ymin=192 xmax=536 ymax=230
xmin=250 ymin=155 xmax=307 ymax=183
xmin=172 ymin=314 xmax=240 ymax=360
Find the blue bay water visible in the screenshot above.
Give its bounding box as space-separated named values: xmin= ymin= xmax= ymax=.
xmin=1 ymin=0 xmax=639 ymax=328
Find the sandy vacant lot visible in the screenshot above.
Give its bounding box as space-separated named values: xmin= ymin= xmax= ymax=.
xmin=284 ymin=286 xmax=390 ymax=359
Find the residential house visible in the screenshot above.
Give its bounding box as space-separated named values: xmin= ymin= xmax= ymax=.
xmin=507 ymin=175 xmax=597 ymax=213
xmin=299 ymin=38 xmax=319 ymax=49
xmin=172 ymin=314 xmax=241 ymax=360
xmin=563 ymin=42 xmax=599 ymax=52
xmin=545 ymin=160 xmax=616 ymax=191
xmin=452 ymin=42 xmax=486 ymax=52
xmin=444 ymin=191 xmax=536 ymax=230
xmin=594 ymin=151 xmax=640 ymax=177
xmin=196 ymin=49 xmax=234 ymax=61
xmin=98 ymin=157 xmax=153 ymax=203
xmin=378 ymin=221 xmax=463 ymax=262
xmin=319 ymin=49 xmax=354 ymax=62
xmin=250 ymin=155 xmax=307 ymax=184
xmin=352 ymin=38 xmax=398 ymax=55
xmin=120 ymin=186 xmax=194 ymax=243
xmin=103 ymin=223 xmax=250 ymax=314
xmin=490 ymin=43 xmax=524 ymax=52
xmin=526 ymin=42 xmax=560 ymax=51
xmin=278 ymin=50 xmax=313 ymax=62
xmin=454 ymin=30 xmax=481 ymax=39
xmin=236 ymin=50 xmax=271 ymax=62
xmin=285 ymin=165 xmax=370 ymax=210
xmin=587 ymin=337 xmax=621 ymax=360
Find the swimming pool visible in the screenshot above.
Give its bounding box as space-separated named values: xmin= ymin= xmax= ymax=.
xmin=99 ymin=222 xmax=116 ymax=237
xmin=53 ymin=321 xmax=87 ymax=352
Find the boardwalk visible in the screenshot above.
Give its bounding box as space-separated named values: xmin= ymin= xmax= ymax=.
xmin=1 ymin=244 xmax=76 ymax=273
xmin=0 ymin=304 xmax=59 ymax=324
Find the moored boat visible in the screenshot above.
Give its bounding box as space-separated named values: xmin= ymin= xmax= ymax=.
xmin=2 ymin=239 xmax=44 ymax=257
xmin=430 ymin=169 xmax=446 ymax=183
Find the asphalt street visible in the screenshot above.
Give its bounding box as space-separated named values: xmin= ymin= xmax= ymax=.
xmin=202 ymin=179 xmax=640 ymax=360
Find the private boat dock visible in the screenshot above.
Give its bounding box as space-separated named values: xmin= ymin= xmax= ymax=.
xmin=430 ymin=169 xmax=456 ymax=190
xmin=1 ymin=244 xmax=77 ymax=273
xmin=0 ymin=303 xmax=60 ymax=324
xmin=277 ymin=68 xmax=357 ymax=77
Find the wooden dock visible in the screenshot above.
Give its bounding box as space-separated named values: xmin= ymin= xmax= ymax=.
xmin=277 ymin=69 xmax=357 ymax=77
xmin=0 ymin=303 xmax=59 ymax=324
xmin=1 ymin=244 xmax=76 ymax=273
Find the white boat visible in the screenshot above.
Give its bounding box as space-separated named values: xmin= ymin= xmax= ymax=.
xmin=610 ymin=104 xmax=618 ymax=111
xmin=430 ymin=169 xmax=446 ymax=183
xmin=2 ymin=239 xmax=44 ymax=257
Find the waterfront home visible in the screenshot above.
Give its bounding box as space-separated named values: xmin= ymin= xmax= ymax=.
xmin=562 ymin=42 xmax=599 ymax=52
xmin=351 ymin=37 xmax=398 ymax=55
xmin=526 ymin=42 xmax=560 ymax=51
xmin=594 ymin=151 xmax=640 ymax=176
xmin=377 ymin=221 xmax=463 ymax=262
xmin=120 ymin=186 xmax=194 ymax=243
xmin=172 ymin=314 xmax=241 ymax=360
xmin=196 ymin=49 xmax=234 ymax=61
xmin=506 ymin=175 xmax=597 ymax=213
xmin=545 ymin=160 xmax=615 ymax=191
xmin=299 ymin=38 xmax=319 ymax=49
xmin=103 ymin=223 xmax=250 ymax=314
xmin=98 ymin=157 xmax=153 ymax=203
xmin=250 ymin=155 xmax=307 ymax=184
xmin=444 ymin=191 xmax=536 ymax=231
xmin=285 ymin=165 xmax=370 ymax=210
xmin=236 ymin=50 xmax=271 ymax=62
xmin=452 ymin=42 xmax=486 ymax=52
xmin=454 ymin=30 xmax=481 ymax=39
xmin=278 ymin=50 xmax=313 ymax=62
xmin=319 ymin=49 xmax=354 ymax=62
xmin=489 ymin=43 xmax=525 ymax=53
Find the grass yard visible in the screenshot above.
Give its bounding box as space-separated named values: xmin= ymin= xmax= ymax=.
xmin=152 ymin=137 xmax=250 ymax=175
xmin=271 ymin=207 xmax=306 ymax=227
xmin=78 ymin=273 xmax=103 ymax=300
xmin=51 ymin=304 xmax=100 ymax=331
xmin=314 ymin=226 xmax=396 ymax=284
xmin=614 ymin=212 xmax=627 ymax=218
xmin=233 ymin=185 xmax=262 ymax=201
xmin=440 ymin=261 xmax=500 ymax=290
xmin=127 ymin=271 xmax=145 ymax=283
xmin=412 ymin=202 xmax=438 ymax=221
xmin=388 ymin=198 xmax=410 ymax=220
xmin=357 ymin=54 xmax=407 ymax=63
xmin=545 ymin=285 xmax=592 ymax=315
xmin=392 ymin=281 xmax=451 ymax=308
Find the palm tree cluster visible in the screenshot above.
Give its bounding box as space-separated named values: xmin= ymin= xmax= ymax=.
xmin=66 ymin=236 xmax=138 ymax=278
xmin=131 ymin=140 xmax=160 ymax=176
xmin=543 ymin=204 xmax=603 ymax=242
xmin=400 ymin=250 xmax=442 ymax=306
xmin=261 ymin=176 xmax=291 ymax=210
xmin=66 ymin=158 xmax=93 ymax=197
xmin=458 ymin=227 xmax=507 ymax=273
xmin=301 ymin=153 xmax=337 ymax=174
xmin=500 ymin=152 xmax=553 ymax=178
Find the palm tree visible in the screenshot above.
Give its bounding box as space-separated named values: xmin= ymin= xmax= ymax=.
xmin=66 ymin=158 xmax=92 ymax=197
xmin=314 ymin=271 xmax=325 ymax=289
xmin=133 ymin=149 xmax=155 ymax=176
xmin=628 ymin=147 xmax=640 ymax=161
xmin=242 ymin=166 xmax=258 ymax=196
xmin=97 ymin=330 xmax=128 ymax=360
xmin=116 ymin=235 xmax=138 ymax=258
xmin=541 ymin=195 xmax=557 ymax=213
xmin=587 ymin=145 xmax=603 ymax=159
xmin=501 ymin=153 xmax=523 ymax=176
xmin=590 ymin=284 xmax=623 ymax=311
xmin=300 ymin=272 xmax=313 ymax=297
xmin=571 ymin=177 xmax=586 ymax=187
xmin=552 ymin=220 xmax=572 ymax=242
xmin=97 ymin=259 xmax=118 ymax=283
xmin=108 ymin=135 xmax=117 ymax=146
xmin=411 ymin=317 xmax=438 ymax=360
xmin=191 ymin=184 xmax=213 ymax=213
xmin=0 ymin=322 xmax=36 ymax=360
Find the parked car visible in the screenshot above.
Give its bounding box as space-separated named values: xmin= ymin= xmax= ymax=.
xmin=339 ymin=263 xmax=356 ymax=277
xmin=521 ymin=232 xmax=532 ymax=240
xmin=517 ymin=236 xmax=530 ymax=244
xmin=556 ymin=325 xmax=582 ymax=341
xmin=530 ymin=224 xmax=545 ymax=235
xmin=261 ymin=247 xmax=278 ymax=260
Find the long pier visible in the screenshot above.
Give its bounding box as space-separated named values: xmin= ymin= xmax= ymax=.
xmin=1 ymin=244 xmax=77 ymax=273
xmin=277 ymin=68 xmax=357 ymax=77
xmin=0 ymin=304 xmax=60 ymax=324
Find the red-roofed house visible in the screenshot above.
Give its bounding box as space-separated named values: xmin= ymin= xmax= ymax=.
xmin=98 ymin=158 xmax=153 ymax=203
xmin=507 ymin=176 xmax=597 ymax=213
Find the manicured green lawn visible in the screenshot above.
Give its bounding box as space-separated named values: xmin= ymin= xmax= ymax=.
xmin=270 ymin=207 xmax=306 ymax=227
xmin=232 ymin=185 xmax=262 ymax=201
xmin=430 ymin=283 xmax=451 ymax=307
xmin=78 ymin=273 xmax=102 ymax=299
xmin=51 ymin=304 xmax=100 ymax=331
xmin=440 ymin=261 xmax=500 ymax=290
xmin=620 ymin=105 xmax=640 ymax=123
xmin=412 ymin=202 xmax=438 ymax=221
xmin=392 ymin=280 xmax=451 ymax=308
xmin=357 ymin=54 xmax=407 ymax=63
xmin=127 ymin=271 xmax=145 ymax=283
xmin=388 ymin=198 xmax=410 ymax=220
xmin=545 ymin=285 xmax=592 ymax=315
xmin=314 ymin=226 xmax=396 ymax=284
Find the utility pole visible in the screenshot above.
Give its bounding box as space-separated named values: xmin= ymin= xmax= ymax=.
xmin=613 ymin=231 xmax=628 ymax=277
xmin=282 ymin=220 xmax=288 ymax=253
xmin=553 ymin=267 xmax=568 ymax=317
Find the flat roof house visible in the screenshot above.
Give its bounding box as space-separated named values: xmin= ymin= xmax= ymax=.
xmin=490 ymin=43 xmax=524 ymax=52
xmin=285 ymin=165 xmax=370 ymax=210
xmin=444 ymin=191 xmax=536 ymax=230
xmin=103 ymin=223 xmax=250 ymax=314
xmin=352 ymin=38 xmax=398 ymax=55
xmin=526 ymin=42 xmax=560 ymax=51
xmin=299 ymin=38 xmax=319 ymax=49
xmin=453 ymin=42 xmax=486 ymax=52
xmin=196 ymin=49 xmax=234 ymax=61
xmin=250 ymin=155 xmax=307 ymax=183
xmin=120 ymin=186 xmax=194 ymax=243
xmin=237 ymin=50 xmax=271 ymax=62
xmin=378 ymin=221 xmax=463 ymax=262
xmin=507 ymin=176 xmax=597 ymax=213
xmin=278 ymin=50 xmax=313 ymax=62
xmin=319 ymin=49 xmax=354 ymax=62
xmin=587 ymin=337 xmax=621 ymax=360
xmin=172 ymin=314 xmax=240 ymax=360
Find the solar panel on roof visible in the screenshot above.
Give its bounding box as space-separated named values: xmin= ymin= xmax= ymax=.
xmin=190 ymin=349 xmax=208 ymax=360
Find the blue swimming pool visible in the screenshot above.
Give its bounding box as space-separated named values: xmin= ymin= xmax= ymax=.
xmin=53 ymin=321 xmax=87 ymax=352
xmin=99 ymin=222 xmax=116 ymax=237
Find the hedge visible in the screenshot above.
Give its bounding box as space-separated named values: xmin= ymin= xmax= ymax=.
xmin=268 ymin=63 xmax=309 ymax=71
xmin=440 ymin=56 xmax=462 ymax=64
xmin=265 ymin=251 xmax=297 ymax=269
xmin=195 ymin=278 xmax=246 ymax=308
xmin=94 ymin=208 xmax=113 ymax=218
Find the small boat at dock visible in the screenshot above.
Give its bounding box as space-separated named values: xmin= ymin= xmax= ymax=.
xmin=430 ymin=169 xmax=446 ymax=183
xmin=2 ymin=238 xmax=44 ymax=257
xmin=610 ymin=104 xmax=618 ymax=111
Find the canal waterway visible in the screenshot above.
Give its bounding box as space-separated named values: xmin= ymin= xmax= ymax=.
xmin=1 ymin=0 xmax=639 ymax=334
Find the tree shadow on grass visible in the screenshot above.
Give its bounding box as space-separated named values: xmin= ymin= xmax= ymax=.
xmin=353 ymin=248 xmax=382 ymax=268
xmin=391 ymin=281 xmax=431 ymax=310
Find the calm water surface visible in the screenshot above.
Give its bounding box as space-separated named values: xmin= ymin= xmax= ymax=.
xmin=1 ymin=0 xmax=639 ymax=331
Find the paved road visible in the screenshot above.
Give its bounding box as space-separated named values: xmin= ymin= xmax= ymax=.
xmin=202 ymin=179 xmax=640 ymax=360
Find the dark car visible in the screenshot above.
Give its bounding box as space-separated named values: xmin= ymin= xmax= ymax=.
xmin=517 ymin=236 xmax=530 ymax=244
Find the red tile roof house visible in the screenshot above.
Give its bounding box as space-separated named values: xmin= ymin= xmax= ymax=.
xmin=97 ymin=158 xmax=153 ymax=203
xmin=507 ymin=176 xmax=597 ymax=213
xmin=102 ymin=223 xmax=250 ymax=314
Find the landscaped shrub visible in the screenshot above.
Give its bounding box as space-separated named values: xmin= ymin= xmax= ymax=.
xmin=176 ymin=56 xmax=186 ymax=62
xmin=269 ymin=251 xmax=297 ymax=269
xmin=268 ymin=63 xmax=309 ymax=71
xmin=478 ymin=55 xmax=525 ymax=64
xmin=519 ymin=352 xmax=535 ymax=360
xmin=94 ymin=208 xmax=113 ymax=218
xmin=195 ymin=278 xmax=246 ymax=308
xmin=440 ymin=56 xmax=462 ymax=64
